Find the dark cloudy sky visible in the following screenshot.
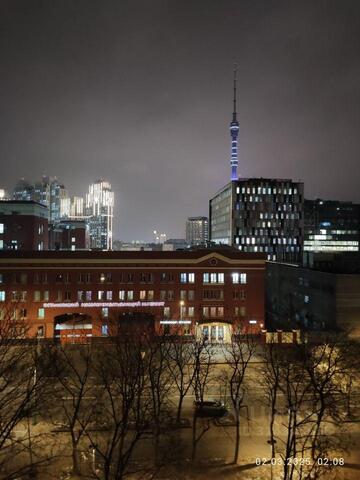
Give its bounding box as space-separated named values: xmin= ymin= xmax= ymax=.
xmin=1 ymin=0 xmax=359 ymax=241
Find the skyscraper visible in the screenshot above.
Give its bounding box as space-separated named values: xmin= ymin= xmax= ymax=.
xmin=186 ymin=216 xmax=209 ymax=246
xmin=60 ymin=196 xmax=85 ymax=220
xmin=85 ymin=180 xmax=114 ymax=250
xmin=13 ymin=179 xmax=34 ymax=201
xmin=49 ymin=178 xmax=67 ymax=223
xmin=13 ymin=176 xmax=67 ymax=224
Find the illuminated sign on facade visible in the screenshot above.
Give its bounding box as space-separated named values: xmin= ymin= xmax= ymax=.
xmin=43 ymin=301 xmax=165 ymax=308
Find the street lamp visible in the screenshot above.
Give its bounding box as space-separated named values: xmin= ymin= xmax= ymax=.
xmin=179 ymin=299 xmax=185 ymax=321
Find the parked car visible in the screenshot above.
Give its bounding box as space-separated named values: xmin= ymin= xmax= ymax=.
xmin=194 ymin=400 xmax=228 ymax=418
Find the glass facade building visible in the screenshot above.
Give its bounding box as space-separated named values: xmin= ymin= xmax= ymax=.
xmin=85 ymin=180 xmax=114 ymax=250
xmin=304 ymin=199 xmax=359 ymax=252
xmin=210 ymin=178 xmax=304 ymax=263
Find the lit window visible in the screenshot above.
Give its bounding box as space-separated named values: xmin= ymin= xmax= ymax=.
xmin=119 ymin=290 xmax=125 ymax=300
xmin=106 ymin=291 xmax=112 ymax=301
xmin=0 ymin=240 xmax=3 ymax=249
xmin=203 ymin=273 xmax=209 ymax=283
xmin=38 ymin=308 xmax=45 ymax=319
xmin=140 ymin=290 xmax=146 ymax=300
xmin=188 ymin=273 xmax=195 ymax=283
xmin=102 ymin=307 xmax=108 ymax=318
xmin=148 ymin=290 xmax=154 ymax=300
xmin=34 ymin=290 xmax=41 ymax=302
xmin=86 ymin=291 xmax=92 ymax=301
xmin=102 ymin=324 xmax=108 ymax=336
xmin=0 ymin=223 xmax=4 ymax=234
xmin=127 ymin=290 xmax=134 ymax=300
xmin=180 ymin=273 xmax=187 ymax=283
xmin=164 ymin=306 xmax=170 ymax=318
xmin=188 ymin=306 xmax=194 ymax=317
xmin=0 ymin=291 xmax=5 ymax=302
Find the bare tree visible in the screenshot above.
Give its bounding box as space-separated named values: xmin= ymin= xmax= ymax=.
xmin=165 ymin=333 xmax=196 ymax=423
xmin=223 ymin=328 xmax=257 ymax=464
xmin=46 ymin=342 xmax=95 ymax=476
xmin=191 ymin=337 xmax=214 ymax=461
xmin=84 ymin=321 xmax=152 ymax=480
xmin=145 ymin=331 xmax=174 ymax=466
xmin=0 ymin=304 xmax=50 ymax=478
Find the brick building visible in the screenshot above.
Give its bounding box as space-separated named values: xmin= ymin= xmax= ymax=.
xmin=0 ymin=200 xmax=49 ymax=251
xmin=0 ymin=249 xmax=265 ymax=342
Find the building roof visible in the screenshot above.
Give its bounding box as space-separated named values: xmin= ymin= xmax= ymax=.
xmin=0 ymin=248 xmax=266 ymax=265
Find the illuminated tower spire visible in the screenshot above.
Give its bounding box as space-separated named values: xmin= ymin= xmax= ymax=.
xmin=230 ymin=64 xmax=240 ymax=180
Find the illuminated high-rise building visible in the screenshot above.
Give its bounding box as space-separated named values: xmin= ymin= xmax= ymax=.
xmin=13 ymin=176 xmax=67 ymax=224
xmin=85 ymin=180 xmax=114 ymax=250
xmin=186 ymin=216 xmax=208 ymax=246
xmin=13 ymin=179 xmax=34 ymax=201
xmin=60 ymin=196 xmax=85 ymax=220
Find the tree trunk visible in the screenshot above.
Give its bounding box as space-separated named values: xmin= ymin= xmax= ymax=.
xmin=176 ymin=395 xmax=184 ymax=423
xmin=233 ymin=410 xmax=240 ymax=464
xmin=191 ymin=414 xmax=197 ymax=461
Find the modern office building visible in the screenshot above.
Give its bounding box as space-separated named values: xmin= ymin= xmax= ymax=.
xmin=304 ymin=199 xmax=359 ymax=253
xmin=0 ymin=249 xmax=266 ymax=342
xmin=186 ymin=216 xmax=209 ymax=246
xmin=0 ymin=201 xmax=49 ymax=251
xmin=266 ymin=253 xmax=360 ymax=338
xmin=210 ymin=178 xmax=304 ymax=263
xmin=85 ymin=180 xmax=114 ymax=250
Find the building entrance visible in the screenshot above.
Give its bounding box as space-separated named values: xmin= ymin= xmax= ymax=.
xmin=196 ymin=322 xmax=232 ymax=343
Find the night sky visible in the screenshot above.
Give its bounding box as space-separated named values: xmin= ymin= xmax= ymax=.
xmin=1 ymin=0 xmax=360 ymax=241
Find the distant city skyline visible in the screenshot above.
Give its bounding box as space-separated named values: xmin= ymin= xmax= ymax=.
xmin=1 ymin=1 xmax=360 ymax=241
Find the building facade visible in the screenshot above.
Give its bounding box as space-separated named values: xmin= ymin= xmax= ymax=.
xmin=266 ymin=256 xmax=360 ymax=338
xmin=304 ymin=199 xmax=359 ymax=253
xmin=0 ymin=249 xmax=265 ymax=342
xmin=13 ymin=179 xmax=34 ymax=201
xmin=49 ymin=220 xmax=90 ymax=251
xmin=0 ymin=201 xmax=49 ymax=251
xmin=60 ymin=196 xmax=85 ymax=220
xmin=13 ymin=176 xmax=67 ymax=224
xmin=186 ymin=216 xmax=209 ymax=246
xmin=85 ymin=180 xmax=114 ymax=250
xmin=209 ymin=178 xmax=304 ymax=263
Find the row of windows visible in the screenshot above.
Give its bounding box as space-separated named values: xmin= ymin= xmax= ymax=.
xmin=236 ymin=186 xmax=299 ymax=195
xmin=1 ymin=305 xmax=246 ymax=322
xmin=0 ymin=288 xmax=247 ymax=303
xmin=0 ymin=271 xmax=248 ymax=285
